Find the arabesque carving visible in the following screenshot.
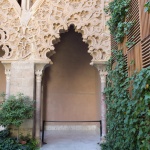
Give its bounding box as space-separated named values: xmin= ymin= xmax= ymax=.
xmin=0 ymin=0 xmax=111 ymax=63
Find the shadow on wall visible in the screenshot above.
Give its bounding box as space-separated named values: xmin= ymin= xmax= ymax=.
xmin=0 ymin=47 xmax=6 ymax=93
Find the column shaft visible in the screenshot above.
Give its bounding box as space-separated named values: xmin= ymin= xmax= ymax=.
xmin=94 ymin=63 xmax=107 ymax=143
xmin=5 ymin=71 xmax=11 ymax=99
xmin=35 ymin=71 xmax=42 ymax=140
xmin=100 ymin=75 xmax=107 ymax=137
xmin=21 ymin=0 xmax=27 ymax=10
xmin=35 ymin=63 xmax=47 ymax=143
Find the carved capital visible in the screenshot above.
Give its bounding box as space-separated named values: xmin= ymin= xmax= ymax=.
xmin=93 ymin=62 xmax=107 ymax=83
xmin=35 ymin=70 xmax=42 ymax=83
xmin=2 ymin=62 xmax=11 ymax=81
xmin=35 ymin=63 xmax=47 ymax=83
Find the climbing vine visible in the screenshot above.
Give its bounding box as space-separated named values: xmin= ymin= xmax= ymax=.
xmin=102 ymin=0 xmax=150 ymax=149
xmin=101 ymin=50 xmax=150 ymax=150
xmin=105 ymin=0 xmax=133 ymax=43
xmin=145 ymin=0 xmax=150 ymax=13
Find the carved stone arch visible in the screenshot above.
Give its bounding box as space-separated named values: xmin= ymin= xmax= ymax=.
xmin=0 ymin=29 xmax=12 ymax=59
xmin=27 ymin=0 xmax=111 ymax=64
xmin=0 ymin=0 xmax=111 ymax=64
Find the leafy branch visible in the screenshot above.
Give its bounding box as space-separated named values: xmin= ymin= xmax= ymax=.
xmin=105 ymin=0 xmax=133 ymax=43
xmin=0 ymin=93 xmax=35 ymax=141
xmin=145 ymin=0 xmax=150 ymax=13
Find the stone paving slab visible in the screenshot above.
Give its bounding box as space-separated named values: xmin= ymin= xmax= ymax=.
xmin=41 ymin=130 xmax=101 ymax=150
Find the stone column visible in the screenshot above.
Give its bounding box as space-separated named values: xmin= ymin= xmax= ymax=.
xmin=21 ymin=0 xmax=27 ymax=10
xmin=99 ymin=70 xmax=107 ymax=142
xmin=94 ymin=63 xmax=107 ymax=143
xmin=2 ymin=63 xmax=11 ymax=99
xmin=35 ymin=63 xmax=46 ymax=142
xmin=26 ymin=0 xmax=31 ymax=10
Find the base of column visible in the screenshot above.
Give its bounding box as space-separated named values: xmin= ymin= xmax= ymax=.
xmin=100 ymin=136 xmax=106 ymax=144
xmin=36 ymin=137 xmax=42 ymax=147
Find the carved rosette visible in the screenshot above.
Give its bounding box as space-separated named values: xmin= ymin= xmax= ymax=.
xmin=0 ymin=0 xmax=111 ymax=63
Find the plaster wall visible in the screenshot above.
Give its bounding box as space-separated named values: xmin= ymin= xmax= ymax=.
xmin=42 ymin=27 xmax=100 ymax=127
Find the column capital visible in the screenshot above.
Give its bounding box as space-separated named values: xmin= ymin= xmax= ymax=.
xmin=1 ymin=62 xmax=11 ymax=99
xmin=2 ymin=62 xmax=11 ymax=75
xmin=35 ymin=63 xmax=48 ymax=83
xmin=35 ymin=63 xmax=48 ymax=72
xmin=2 ymin=61 xmax=11 ymax=71
xmin=93 ymin=63 xmax=107 ymax=82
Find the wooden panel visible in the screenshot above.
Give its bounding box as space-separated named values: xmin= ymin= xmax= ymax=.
xmin=127 ymin=42 xmax=142 ymax=76
xmin=142 ymin=36 xmax=150 ymax=68
xmin=127 ymin=0 xmax=141 ymax=50
xmin=127 ymin=47 xmax=135 ymax=76
xmin=138 ymin=0 xmax=150 ymax=40
xmin=134 ymin=42 xmax=142 ymax=71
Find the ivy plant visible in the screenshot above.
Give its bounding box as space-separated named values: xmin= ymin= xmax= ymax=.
xmin=127 ymin=67 xmax=150 ymax=149
xmin=101 ymin=50 xmax=150 ymax=150
xmin=126 ymin=41 xmax=135 ymax=48
xmin=101 ymin=49 xmax=132 ymax=150
xmin=105 ymin=0 xmax=133 ymax=43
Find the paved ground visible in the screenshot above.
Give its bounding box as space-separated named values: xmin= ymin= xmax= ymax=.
xmin=41 ymin=130 xmax=101 ymax=150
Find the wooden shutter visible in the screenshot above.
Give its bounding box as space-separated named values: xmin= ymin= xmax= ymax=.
xmin=127 ymin=0 xmax=141 ymax=50
xmin=138 ymin=0 xmax=150 ymax=40
xmin=138 ymin=0 xmax=150 ymax=68
xmin=111 ymin=35 xmax=118 ymax=50
xmin=141 ymin=36 xmax=150 ymax=68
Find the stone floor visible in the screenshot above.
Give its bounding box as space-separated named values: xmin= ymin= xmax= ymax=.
xmin=41 ymin=130 xmax=101 ymax=150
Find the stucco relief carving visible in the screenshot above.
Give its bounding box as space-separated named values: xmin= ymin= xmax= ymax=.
xmin=0 ymin=0 xmax=111 ymax=63
xmin=0 ymin=0 xmax=32 ymax=60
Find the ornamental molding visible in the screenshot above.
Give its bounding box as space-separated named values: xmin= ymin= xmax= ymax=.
xmin=0 ymin=0 xmax=111 ymax=64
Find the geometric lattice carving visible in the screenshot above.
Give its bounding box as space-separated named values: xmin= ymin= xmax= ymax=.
xmin=0 ymin=0 xmax=111 ymax=63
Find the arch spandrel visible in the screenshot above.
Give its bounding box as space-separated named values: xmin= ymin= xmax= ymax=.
xmin=0 ymin=0 xmax=111 ymax=64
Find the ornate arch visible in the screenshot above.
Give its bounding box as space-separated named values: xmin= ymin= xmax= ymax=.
xmin=0 ymin=0 xmax=111 ymax=64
